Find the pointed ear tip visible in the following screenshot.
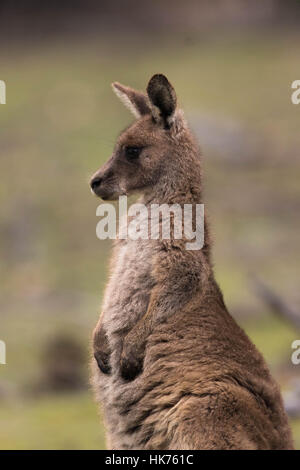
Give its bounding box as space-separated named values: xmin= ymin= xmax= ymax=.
xmin=112 ymin=82 xmax=128 ymax=94
xmin=154 ymin=73 xmax=167 ymax=79
xmin=149 ymin=73 xmax=169 ymax=84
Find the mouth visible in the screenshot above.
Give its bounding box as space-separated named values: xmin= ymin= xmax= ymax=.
xmin=90 ymin=187 xmax=119 ymax=201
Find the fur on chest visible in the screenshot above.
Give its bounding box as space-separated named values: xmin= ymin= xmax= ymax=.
xmin=102 ymin=239 xmax=156 ymax=336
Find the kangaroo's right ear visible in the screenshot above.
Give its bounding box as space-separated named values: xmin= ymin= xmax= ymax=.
xmin=147 ymin=74 xmax=177 ymax=128
xmin=112 ymin=82 xmax=150 ymax=118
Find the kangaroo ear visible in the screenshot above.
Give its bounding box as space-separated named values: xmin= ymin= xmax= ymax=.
xmin=112 ymin=82 xmax=150 ymax=118
xmin=147 ymin=74 xmax=177 ymax=128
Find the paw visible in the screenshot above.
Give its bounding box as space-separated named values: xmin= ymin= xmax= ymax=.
xmin=93 ymin=323 xmax=112 ymax=375
xmin=120 ymin=347 xmax=143 ymax=381
xmin=94 ymin=350 xmax=111 ymax=375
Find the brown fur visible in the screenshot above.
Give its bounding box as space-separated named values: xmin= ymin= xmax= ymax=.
xmin=90 ymin=74 xmax=293 ymax=450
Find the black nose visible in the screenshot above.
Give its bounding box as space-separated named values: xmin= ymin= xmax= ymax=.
xmin=90 ymin=177 xmax=102 ymax=191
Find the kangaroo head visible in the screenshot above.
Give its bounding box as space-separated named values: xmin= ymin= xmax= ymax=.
xmin=90 ymin=74 xmax=199 ymax=202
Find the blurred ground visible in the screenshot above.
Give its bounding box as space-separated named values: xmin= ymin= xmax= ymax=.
xmin=0 ymin=27 xmax=300 ymax=449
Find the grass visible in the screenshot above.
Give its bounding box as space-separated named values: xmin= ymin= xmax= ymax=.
xmin=0 ymin=393 xmax=105 ymax=450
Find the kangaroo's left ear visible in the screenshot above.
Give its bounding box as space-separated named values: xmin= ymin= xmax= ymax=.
xmin=147 ymin=74 xmax=177 ymax=128
xmin=112 ymin=82 xmax=150 ymax=118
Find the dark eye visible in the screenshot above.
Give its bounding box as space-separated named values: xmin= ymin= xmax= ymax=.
xmin=125 ymin=146 xmax=142 ymax=160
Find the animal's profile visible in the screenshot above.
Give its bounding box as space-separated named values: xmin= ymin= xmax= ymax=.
xmin=90 ymin=74 xmax=293 ymax=449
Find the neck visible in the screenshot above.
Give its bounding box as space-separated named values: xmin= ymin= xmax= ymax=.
xmin=142 ymin=155 xmax=203 ymax=207
xmin=138 ymin=147 xmax=211 ymax=263
xmin=142 ymin=178 xmax=202 ymax=206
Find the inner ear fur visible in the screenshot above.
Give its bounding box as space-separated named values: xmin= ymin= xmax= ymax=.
xmin=146 ymin=74 xmax=177 ymax=127
xmin=112 ymin=82 xmax=150 ymax=118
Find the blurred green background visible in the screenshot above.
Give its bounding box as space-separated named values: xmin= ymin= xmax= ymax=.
xmin=0 ymin=1 xmax=300 ymax=449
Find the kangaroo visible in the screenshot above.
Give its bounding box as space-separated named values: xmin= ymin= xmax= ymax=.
xmin=90 ymin=74 xmax=293 ymax=450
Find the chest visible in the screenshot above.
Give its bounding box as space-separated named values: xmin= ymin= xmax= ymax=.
xmin=102 ymin=239 xmax=156 ymax=336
